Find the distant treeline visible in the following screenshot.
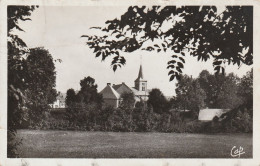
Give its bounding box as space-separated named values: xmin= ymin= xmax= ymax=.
xmin=27 ymin=69 xmax=252 ymax=133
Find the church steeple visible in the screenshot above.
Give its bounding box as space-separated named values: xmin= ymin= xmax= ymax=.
xmin=137 ymin=65 xmax=144 ymax=80
xmin=135 ymin=64 xmax=147 ymax=91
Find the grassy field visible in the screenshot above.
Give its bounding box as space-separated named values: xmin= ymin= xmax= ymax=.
xmin=16 ymin=130 xmax=252 ymax=158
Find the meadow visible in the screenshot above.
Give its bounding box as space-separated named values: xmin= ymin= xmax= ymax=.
xmin=16 ymin=130 xmax=252 ymax=158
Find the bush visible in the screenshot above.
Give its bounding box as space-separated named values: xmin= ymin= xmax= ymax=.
xmin=24 ymin=99 xmax=253 ymax=134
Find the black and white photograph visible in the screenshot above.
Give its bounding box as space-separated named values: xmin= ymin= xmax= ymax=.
xmin=0 ymin=0 xmax=260 ymax=165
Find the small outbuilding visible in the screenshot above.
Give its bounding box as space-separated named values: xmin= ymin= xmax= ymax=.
xmin=198 ymin=108 xmax=230 ymax=121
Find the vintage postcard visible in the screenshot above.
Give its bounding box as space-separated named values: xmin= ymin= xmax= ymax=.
xmin=0 ymin=0 xmax=260 ymax=165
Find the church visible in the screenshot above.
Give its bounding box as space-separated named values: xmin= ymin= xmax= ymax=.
xmin=99 ymin=64 xmax=150 ymax=108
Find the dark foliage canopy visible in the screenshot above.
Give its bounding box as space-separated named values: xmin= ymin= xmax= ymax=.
xmin=26 ymin=47 xmax=57 ymax=104
xmin=120 ymin=92 xmax=135 ymax=109
xmin=66 ymin=88 xmax=77 ymax=106
xmin=8 ymin=5 xmax=38 ymax=157
xmin=175 ymin=75 xmax=206 ymax=112
xmin=77 ymin=76 xmax=103 ymax=105
xmin=82 ymin=6 xmax=253 ymax=81
xmin=148 ymin=88 xmax=169 ymax=114
xmin=8 ymin=6 xmax=38 ymax=131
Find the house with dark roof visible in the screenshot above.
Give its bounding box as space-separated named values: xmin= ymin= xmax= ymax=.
xmin=100 ymin=64 xmax=150 ymax=107
xmin=99 ymin=83 xmax=121 ymax=107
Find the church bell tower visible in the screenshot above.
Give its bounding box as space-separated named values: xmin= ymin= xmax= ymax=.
xmin=134 ymin=64 xmax=147 ymax=91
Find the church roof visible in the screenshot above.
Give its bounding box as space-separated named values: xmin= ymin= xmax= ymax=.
xmin=112 ymin=84 xmax=121 ymax=90
xmin=100 ymin=84 xmax=120 ymax=99
xmin=135 ymin=65 xmax=146 ymax=82
xmin=113 ymin=82 xmax=133 ymax=95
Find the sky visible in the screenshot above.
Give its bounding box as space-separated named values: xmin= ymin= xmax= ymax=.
xmin=16 ymin=6 xmax=252 ymax=96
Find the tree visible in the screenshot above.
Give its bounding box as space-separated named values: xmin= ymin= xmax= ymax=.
xmin=198 ymin=70 xmax=242 ymax=109
xmin=198 ymin=70 xmax=212 ymax=106
xmin=26 ymin=48 xmax=57 ymax=103
xmin=82 ymin=6 xmax=252 ymax=81
xmin=7 ymin=5 xmax=38 ymax=157
xmin=238 ymin=68 xmax=253 ymax=109
xmin=77 ymin=76 xmax=103 ymax=105
xmin=120 ymin=92 xmax=135 ymax=109
xmin=65 ymin=88 xmax=77 ymax=106
xmin=25 ymin=47 xmax=58 ymax=126
xmin=175 ymin=75 xmax=206 ymax=113
xmin=118 ymin=92 xmax=136 ymax=131
xmin=147 ymin=88 xmax=169 ymax=114
xmin=214 ymin=73 xmax=242 ymax=109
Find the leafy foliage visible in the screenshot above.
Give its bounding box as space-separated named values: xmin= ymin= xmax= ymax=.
xmin=8 ymin=6 xmax=38 ymax=33
xmin=197 ymin=70 xmax=245 ymax=109
xmin=147 ymin=88 xmax=170 ymax=114
xmin=42 ymin=68 xmax=253 ymax=134
xmin=83 ymin=6 xmax=253 ymax=80
xmin=214 ymin=73 xmax=242 ymax=109
xmin=119 ymin=92 xmax=135 ymax=109
xmin=24 ymin=47 xmax=58 ymax=127
xmin=238 ymin=69 xmax=253 ymax=111
xmin=77 ymin=76 xmax=103 ymax=105
xmin=8 ymin=6 xmax=59 ymax=157
xmin=8 ymin=5 xmax=38 ymax=157
xmin=66 ymin=88 xmax=77 ymax=106
xmin=175 ymin=75 xmax=206 ymax=114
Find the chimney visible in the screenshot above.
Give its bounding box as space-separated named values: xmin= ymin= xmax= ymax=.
xmin=122 ymin=82 xmax=125 ymax=84
xmin=107 ymin=83 xmax=111 ymax=86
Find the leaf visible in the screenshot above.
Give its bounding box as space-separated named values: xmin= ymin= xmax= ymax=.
xmin=177 ymin=62 xmax=184 ymax=68
xmin=167 ymin=65 xmax=175 ymax=69
xmin=167 ymin=60 xmax=176 ymax=65
xmin=96 ymin=52 xmax=101 ymax=57
xmin=172 ymin=55 xmax=178 ymax=58
xmin=154 ymin=44 xmax=159 ymax=48
xmin=162 ymin=43 xmax=166 ymax=47
xmin=94 ymin=47 xmax=99 ymax=53
xmin=102 ymin=52 xmax=106 ymax=61
xmin=146 ymin=46 xmax=155 ymax=51
xmin=116 ymin=34 xmax=124 ymax=38
xmin=157 ymin=49 xmax=161 ymax=52
xmin=113 ymin=65 xmax=117 ymax=72
xmin=90 ymin=27 xmax=101 ymax=29
xmin=168 ymin=70 xmax=175 ymax=76
xmin=179 ymin=57 xmax=185 ymax=63
xmin=221 ymin=67 xmax=225 ymax=75
xmin=176 ymin=73 xmax=181 ymax=80
xmin=176 ymin=67 xmax=182 ymax=73
xmin=105 ymin=50 xmax=109 ymax=56
xmin=213 ymin=61 xmax=222 ymax=66
xmin=120 ymin=57 xmax=126 ymax=65
xmin=112 ymin=55 xmax=119 ymax=64
xmin=181 ymin=52 xmax=185 ymax=56
xmin=81 ymin=35 xmax=89 ymax=38
xmin=214 ymin=66 xmax=221 ymax=73
xmin=170 ymin=75 xmax=175 ymax=81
